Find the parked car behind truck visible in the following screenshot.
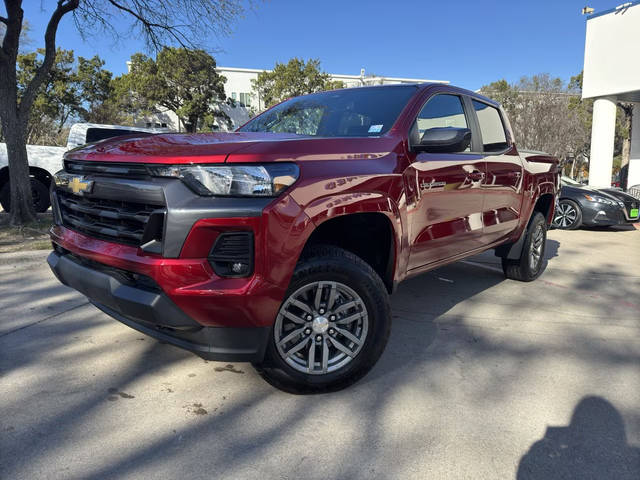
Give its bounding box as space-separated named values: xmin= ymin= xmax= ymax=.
xmin=48 ymin=84 xmax=559 ymax=393
xmin=553 ymin=176 xmax=639 ymax=229
xmin=0 ymin=123 xmax=168 ymax=212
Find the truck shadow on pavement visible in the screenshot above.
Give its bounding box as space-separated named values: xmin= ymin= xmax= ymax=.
xmin=2 ymin=236 xmax=640 ymax=479
xmin=517 ymin=396 xmax=640 ymax=480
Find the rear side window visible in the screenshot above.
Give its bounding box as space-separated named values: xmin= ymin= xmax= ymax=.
xmin=472 ymin=100 xmax=508 ymax=152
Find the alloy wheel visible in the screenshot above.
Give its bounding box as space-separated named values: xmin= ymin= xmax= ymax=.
xmin=529 ymin=223 xmax=544 ymax=271
xmin=274 ymin=281 xmax=369 ymax=375
xmin=553 ymin=203 xmax=578 ymax=228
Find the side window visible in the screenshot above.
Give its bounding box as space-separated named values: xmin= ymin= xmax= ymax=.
xmin=412 ymin=94 xmax=469 ymax=151
xmin=472 ymin=100 xmax=508 ymax=152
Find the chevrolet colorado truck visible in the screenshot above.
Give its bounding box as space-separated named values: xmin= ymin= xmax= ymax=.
xmin=48 ymin=84 xmax=559 ymax=393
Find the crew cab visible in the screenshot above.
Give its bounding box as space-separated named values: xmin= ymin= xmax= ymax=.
xmin=47 ymin=84 xmax=559 ymax=393
xmin=0 ymin=123 xmax=169 ymax=212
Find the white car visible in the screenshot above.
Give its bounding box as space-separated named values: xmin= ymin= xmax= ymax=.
xmin=0 ymin=123 xmax=169 ymax=212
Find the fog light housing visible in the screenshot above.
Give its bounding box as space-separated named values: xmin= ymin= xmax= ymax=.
xmin=208 ymin=232 xmax=254 ymax=278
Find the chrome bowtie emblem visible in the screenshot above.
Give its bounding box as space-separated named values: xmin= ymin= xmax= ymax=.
xmin=54 ymin=173 xmax=94 ymax=196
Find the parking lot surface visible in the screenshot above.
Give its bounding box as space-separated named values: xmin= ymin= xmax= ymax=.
xmin=1 ymin=227 xmax=639 ymax=479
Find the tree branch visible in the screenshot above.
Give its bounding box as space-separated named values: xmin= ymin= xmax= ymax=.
xmin=0 ymin=16 xmax=9 ymax=24
xmin=105 ymin=0 xmax=187 ymax=48
xmin=19 ymin=0 xmax=79 ymax=121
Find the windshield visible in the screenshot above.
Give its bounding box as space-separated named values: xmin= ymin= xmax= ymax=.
xmin=561 ymin=175 xmax=582 ymax=186
xmin=239 ymin=86 xmax=418 ymax=137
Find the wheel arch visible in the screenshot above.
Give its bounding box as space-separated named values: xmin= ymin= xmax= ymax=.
xmin=533 ymin=192 xmax=555 ymax=224
xmin=496 ymin=190 xmax=555 ymax=260
xmin=299 ymin=196 xmax=402 ymax=293
xmin=0 ymin=165 xmax=53 ymax=188
xmin=29 ymin=166 xmax=53 ymax=187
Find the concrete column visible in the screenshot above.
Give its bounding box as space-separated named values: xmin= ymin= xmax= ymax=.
xmin=627 ymin=103 xmax=640 ymax=189
xmin=588 ymin=96 xmax=617 ymax=188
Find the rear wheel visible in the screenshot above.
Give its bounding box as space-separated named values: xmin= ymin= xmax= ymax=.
xmin=502 ymin=212 xmax=547 ymax=282
xmin=552 ymin=199 xmax=582 ymax=230
xmin=254 ymin=245 xmax=391 ymax=394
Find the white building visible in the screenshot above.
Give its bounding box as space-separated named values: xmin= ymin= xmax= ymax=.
xmin=137 ymin=66 xmax=448 ymax=132
xmin=583 ymin=1 xmax=640 ymax=189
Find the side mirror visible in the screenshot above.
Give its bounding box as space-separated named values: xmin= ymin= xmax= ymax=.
xmin=413 ymin=127 xmax=472 ymax=153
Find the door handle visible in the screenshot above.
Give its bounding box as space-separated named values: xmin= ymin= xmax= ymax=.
xmin=467 ymin=171 xmax=485 ymax=181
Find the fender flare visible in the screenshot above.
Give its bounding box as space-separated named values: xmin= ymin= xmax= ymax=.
xmin=299 ymin=192 xmax=404 ymax=287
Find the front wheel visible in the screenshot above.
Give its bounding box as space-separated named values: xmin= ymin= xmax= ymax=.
xmin=254 ymin=245 xmax=391 ymax=394
xmin=502 ymin=212 xmax=547 ymax=282
xmin=552 ymin=199 xmax=582 ymax=230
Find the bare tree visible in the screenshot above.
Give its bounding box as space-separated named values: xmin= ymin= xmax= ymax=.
xmin=480 ymin=74 xmax=590 ymax=164
xmin=0 ymin=0 xmax=246 ymax=224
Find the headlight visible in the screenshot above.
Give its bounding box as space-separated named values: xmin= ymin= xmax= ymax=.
xmin=149 ymin=163 xmax=299 ymax=197
xmin=583 ymin=194 xmax=615 ymax=205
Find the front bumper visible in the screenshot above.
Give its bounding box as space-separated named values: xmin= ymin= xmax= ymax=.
xmin=47 ymin=161 xmax=314 ymax=361
xmin=580 ymin=203 xmax=631 ymax=226
xmin=48 ymin=250 xmax=270 ymax=362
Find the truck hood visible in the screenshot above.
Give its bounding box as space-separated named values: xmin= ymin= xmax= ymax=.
xmin=64 ymin=132 xmax=399 ymax=164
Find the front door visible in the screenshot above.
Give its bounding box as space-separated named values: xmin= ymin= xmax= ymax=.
xmin=404 ymin=93 xmax=487 ymax=270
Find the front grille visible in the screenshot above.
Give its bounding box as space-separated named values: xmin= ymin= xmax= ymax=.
xmin=65 ymin=160 xmax=150 ymax=178
xmin=57 ymin=191 xmax=165 ymax=246
xmin=208 ymin=232 xmax=254 ymax=277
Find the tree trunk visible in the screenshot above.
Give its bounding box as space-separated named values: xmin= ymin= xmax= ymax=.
xmin=5 ymin=122 xmax=35 ymax=224
xmin=0 ymin=59 xmax=36 ymax=225
xmin=621 ymin=110 xmax=632 ymax=170
xmin=184 ymin=115 xmax=199 ymax=133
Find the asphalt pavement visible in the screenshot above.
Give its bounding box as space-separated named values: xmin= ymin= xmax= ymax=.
xmin=1 ymin=226 xmax=639 ymax=479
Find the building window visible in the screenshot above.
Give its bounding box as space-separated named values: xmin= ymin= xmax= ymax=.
xmin=231 ymin=92 xmax=237 ymax=100
xmin=239 ymin=92 xmax=251 ymax=107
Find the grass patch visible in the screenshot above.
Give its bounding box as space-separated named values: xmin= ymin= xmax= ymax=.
xmin=0 ymin=212 xmax=53 ymax=253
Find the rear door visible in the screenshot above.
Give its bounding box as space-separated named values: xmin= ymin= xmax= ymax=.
xmin=404 ymin=93 xmax=487 ymax=270
xmin=470 ymin=99 xmax=524 ymax=244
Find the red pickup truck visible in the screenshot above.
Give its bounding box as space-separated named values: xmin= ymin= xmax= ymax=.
xmin=48 ymin=84 xmax=559 ymax=393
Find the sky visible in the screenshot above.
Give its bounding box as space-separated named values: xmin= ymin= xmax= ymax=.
xmin=6 ymin=0 xmax=625 ymax=90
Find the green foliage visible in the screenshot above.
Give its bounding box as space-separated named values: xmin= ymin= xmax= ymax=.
xmin=123 ymin=48 xmax=228 ymax=132
xmin=76 ymin=55 xmax=117 ymax=123
xmin=17 ymin=48 xmax=80 ymax=144
xmin=252 ymin=58 xmax=344 ymax=108
xmin=14 ymin=48 xmax=123 ymax=144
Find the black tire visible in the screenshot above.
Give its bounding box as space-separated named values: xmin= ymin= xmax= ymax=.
xmin=502 ymin=212 xmax=547 ymax=282
xmin=552 ymin=199 xmax=582 ymax=230
xmin=254 ymin=245 xmax=391 ymax=394
xmin=0 ymin=178 xmax=50 ymax=213
xmin=0 ymin=182 xmax=8 ymax=212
